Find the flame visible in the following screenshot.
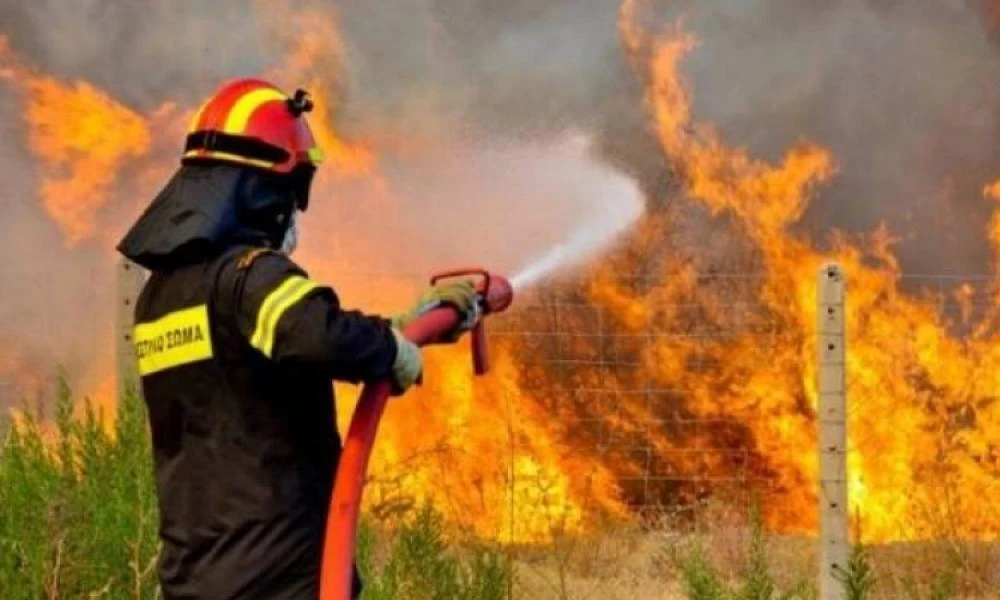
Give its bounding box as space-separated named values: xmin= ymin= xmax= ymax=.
xmin=616 ymin=2 xmax=999 ymax=541
xmin=335 ymin=343 xmax=625 ymax=541
xmin=0 ymin=36 xmax=13 ymax=80
xmin=0 ymin=347 xmax=49 ymax=410
xmin=987 ymin=181 xmax=1000 ymax=252
xmin=1 ymin=42 xmax=154 ymax=246
xmin=985 ymin=0 xmax=1000 ymax=31
xmin=261 ymin=6 xmax=377 ymax=178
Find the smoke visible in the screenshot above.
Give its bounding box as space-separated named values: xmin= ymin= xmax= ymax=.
xmin=332 ymin=1 xmax=625 ymax=135
xmin=0 ymin=1 xmax=269 ymax=109
xmin=329 ymin=0 xmax=668 ymax=197
xmin=642 ymin=0 xmax=1000 ymax=275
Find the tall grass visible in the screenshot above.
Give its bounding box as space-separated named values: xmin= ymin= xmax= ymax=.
xmin=0 ymin=380 xmax=513 ymax=599
xmin=0 ymin=380 xmax=159 ymax=598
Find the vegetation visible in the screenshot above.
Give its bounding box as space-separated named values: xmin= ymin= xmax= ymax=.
xmin=669 ymin=498 xmax=815 ymax=600
xmin=0 ymin=380 xmax=512 ymax=599
xmin=0 ymin=380 xmax=991 ymax=599
xmin=0 ymin=380 xmax=160 ymax=598
xmin=659 ymin=497 xmax=983 ymax=600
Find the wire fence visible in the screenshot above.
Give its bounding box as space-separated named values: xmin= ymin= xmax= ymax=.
xmin=488 ymin=277 xmax=793 ymax=530
xmin=129 ymin=257 xmax=1000 ymax=596
xmin=478 ymin=264 xmax=998 ymax=598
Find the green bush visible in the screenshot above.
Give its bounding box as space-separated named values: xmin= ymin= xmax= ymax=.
xmin=0 ymin=380 xmax=513 ymax=599
xmin=357 ymin=507 xmax=513 ymax=600
xmin=673 ymin=499 xmax=815 ymax=600
xmin=0 ymin=379 xmax=160 ymax=599
xmin=837 ymin=542 xmax=877 ymax=600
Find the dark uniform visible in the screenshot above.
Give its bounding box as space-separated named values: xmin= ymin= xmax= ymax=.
xmin=133 ymin=243 xmax=396 ymax=599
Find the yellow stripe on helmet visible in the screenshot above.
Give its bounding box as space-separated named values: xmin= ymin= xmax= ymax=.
xmin=223 ymin=88 xmax=288 ymax=134
xmin=250 ymin=275 xmax=320 ymax=358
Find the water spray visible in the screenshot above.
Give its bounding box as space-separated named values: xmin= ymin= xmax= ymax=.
xmin=509 ymin=178 xmax=643 ymax=291
xmin=511 ymin=221 xmax=623 ymax=291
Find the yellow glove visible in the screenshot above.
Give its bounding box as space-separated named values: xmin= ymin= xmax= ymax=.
xmin=391 ymin=280 xmax=481 ymax=341
xmin=390 ymin=328 xmax=422 ymax=396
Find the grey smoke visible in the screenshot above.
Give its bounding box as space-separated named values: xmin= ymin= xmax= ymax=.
xmin=650 ymin=0 xmax=1000 ymax=275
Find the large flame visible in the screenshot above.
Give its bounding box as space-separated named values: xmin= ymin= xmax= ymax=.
xmin=617 ymin=1 xmax=999 ymax=541
xmin=1 ymin=41 xmax=154 ymax=246
xmin=2 ymin=2 xmax=998 ymax=547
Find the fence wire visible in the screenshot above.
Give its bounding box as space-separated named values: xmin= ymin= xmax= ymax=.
xmin=482 ymin=273 xmax=802 ymax=537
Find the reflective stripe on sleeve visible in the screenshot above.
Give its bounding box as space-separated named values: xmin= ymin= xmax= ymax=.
xmin=250 ymin=275 xmax=320 ymax=358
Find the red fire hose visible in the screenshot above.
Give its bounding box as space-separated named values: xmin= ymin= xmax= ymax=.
xmin=319 ymin=269 xmax=514 ymax=600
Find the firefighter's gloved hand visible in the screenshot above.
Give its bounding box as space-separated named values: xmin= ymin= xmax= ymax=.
xmin=391 ymin=280 xmax=481 ymax=342
xmin=389 ymin=328 xmax=422 ymax=396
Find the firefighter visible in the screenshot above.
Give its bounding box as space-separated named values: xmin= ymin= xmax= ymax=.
xmin=116 ymin=78 xmax=479 ymax=600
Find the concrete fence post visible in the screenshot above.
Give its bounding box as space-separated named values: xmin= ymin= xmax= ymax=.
xmin=817 ymin=262 xmax=848 ymax=600
xmin=115 ymin=257 xmax=146 ymax=404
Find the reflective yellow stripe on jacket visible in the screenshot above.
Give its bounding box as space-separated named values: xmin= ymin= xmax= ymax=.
xmin=251 ymin=275 xmax=319 ymax=358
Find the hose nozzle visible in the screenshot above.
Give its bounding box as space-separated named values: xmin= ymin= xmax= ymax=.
xmin=430 ymin=268 xmax=514 ymax=375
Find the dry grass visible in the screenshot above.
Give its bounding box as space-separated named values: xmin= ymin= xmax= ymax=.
xmin=4 ymin=381 xmax=998 ymax=599
xmin=496 ymin=503 xmax=1000 ymax=600
xmin=508 ymin=534 xmax=1000 ymax=600
xmin=511 ymin=528 xmax=686 ymax=600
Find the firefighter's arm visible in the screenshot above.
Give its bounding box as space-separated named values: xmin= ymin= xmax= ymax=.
xmin=217 ymin=248 xmax=402 ymax=383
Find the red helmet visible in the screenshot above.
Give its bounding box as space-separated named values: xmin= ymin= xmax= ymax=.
xmin=182 ymin=78 xmax=324 ymax=175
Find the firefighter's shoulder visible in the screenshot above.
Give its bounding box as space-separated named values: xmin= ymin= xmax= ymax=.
xmin=220 ymin=247 xmax=329 ymax=359
xmin=215 ymin=245 xmax=316 ymax=307
xmin=230 ymin=246 xmax=309 ymax=280
xmin=235 ymin=246 xmax=276 ymax=270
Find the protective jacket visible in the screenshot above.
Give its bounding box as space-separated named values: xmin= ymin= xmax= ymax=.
xmin=119 ymin=164 xmax=396 ymax=599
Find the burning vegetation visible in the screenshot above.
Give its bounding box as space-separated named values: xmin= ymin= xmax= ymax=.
xmin=1 ymin=0 xmax=998 ymax=546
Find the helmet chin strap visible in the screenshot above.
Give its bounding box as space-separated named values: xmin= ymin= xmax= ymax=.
xmin=279 ymin=209 xmax=299 ymax=256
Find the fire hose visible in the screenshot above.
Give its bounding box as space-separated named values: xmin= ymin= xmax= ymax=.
xmin=319 ymin=268 xmax=515 ymax=600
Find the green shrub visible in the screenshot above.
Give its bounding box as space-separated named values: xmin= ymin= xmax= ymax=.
xmin=837 ymin=542 xmax=877 ymax=600
xmin=358 ymin=505 xmax=513 ymax=600
xmin=674 ymin=498 xmax=814 ymax=600
xmin=0 ymin=378 xmax=160 ymax=599
xmin=901 ymin=564 xmax=958 ymax=600
xmin=0 ymin=379 xmax=512 ymax=599
xmin=677 ymin=540 xmax=728 ymax=600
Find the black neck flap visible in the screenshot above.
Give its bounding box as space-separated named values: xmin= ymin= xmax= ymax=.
xmin=116 ymin=164 xmax=293 ymax=271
